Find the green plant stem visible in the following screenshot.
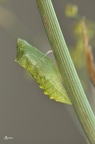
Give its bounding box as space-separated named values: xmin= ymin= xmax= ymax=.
xmin=36 ymin=0 xmax=95 ymax=143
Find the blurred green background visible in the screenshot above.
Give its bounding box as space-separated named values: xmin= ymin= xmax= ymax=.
xmin=0 ymin=0 xmax=95 ymax=143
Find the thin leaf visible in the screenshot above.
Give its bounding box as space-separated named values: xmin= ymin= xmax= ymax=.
xmin=82 ymin=19 xmax=95 ymax=87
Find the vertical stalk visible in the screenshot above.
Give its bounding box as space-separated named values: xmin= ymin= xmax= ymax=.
xmin=36 ymin=0 xmax=95 ymax=143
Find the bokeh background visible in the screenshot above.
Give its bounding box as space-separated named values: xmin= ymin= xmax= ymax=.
xmin=0 ymin=0 xmax=95 ymax=143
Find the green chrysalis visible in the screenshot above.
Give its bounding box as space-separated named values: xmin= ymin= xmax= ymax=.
xmin=15 ymin=39 xmax=71 ymax=105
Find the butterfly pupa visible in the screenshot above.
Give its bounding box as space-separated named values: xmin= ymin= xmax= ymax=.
xmin=15 ymin=38 xmax=71 ymax=105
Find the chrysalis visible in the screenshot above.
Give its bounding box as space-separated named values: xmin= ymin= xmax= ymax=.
xmin=15 ymin=39 xmax=71 ymax=105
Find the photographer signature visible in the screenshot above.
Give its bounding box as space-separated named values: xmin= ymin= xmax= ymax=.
xmin=4 ymin=136 xmax=13 ymax=140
